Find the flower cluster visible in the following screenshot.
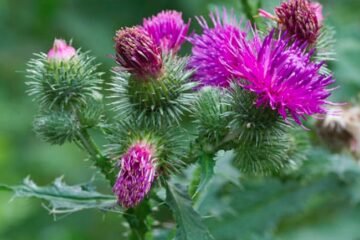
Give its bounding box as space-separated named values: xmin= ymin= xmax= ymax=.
xmin=26 ymin=1 xmax=338 ymax=211
xmin=114 ymin=10 xmax=189 ymax=78
xmin=189 ymin=3 xmax=334 ymax=125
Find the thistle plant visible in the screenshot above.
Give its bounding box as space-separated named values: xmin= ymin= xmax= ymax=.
xmin=2 ymin=1 xmax=353 ymax=239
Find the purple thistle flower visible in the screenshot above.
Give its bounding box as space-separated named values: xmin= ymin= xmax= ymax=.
xmin=188 ymin=9 xmax=245 ymax=88
xmin=225 ymin=30 xmax=335 ymax=124
xmin=114 ymin=27 xmax=163 ymax=79
xmin=113 ymin=142 xmax=156 ymax=208
xmin=275 ymin=0 xmax=321 ymax=44
xmin=143 ymin=10 xmax=190 ymax=53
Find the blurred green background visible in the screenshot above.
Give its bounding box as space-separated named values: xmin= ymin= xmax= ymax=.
xmin=0 ymin=0 xmax=359 ymax=239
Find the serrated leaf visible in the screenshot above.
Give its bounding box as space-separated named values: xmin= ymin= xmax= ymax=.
xmin=165 ymin=183 xmax=214 ymax=240
xmin=0 ymin=177 xmax=119 ymax=215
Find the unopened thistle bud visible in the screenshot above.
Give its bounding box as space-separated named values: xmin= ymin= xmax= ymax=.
xmin=114 ymin=27 xmax=163 ymax=79
xmin=275 ymin=0 xmax=322 ymax=43
xmin=259 ymin=0 xmax=323 ymax=44
xmin=113 ymin=142 xmax=157 ymax=208
xmin=143 ymin=10 xmax=190 ymax=53
xmin=47 ymin=39 xmax=76 ymax=61
xmin=26 ymin=39 xmax=103 ymax=109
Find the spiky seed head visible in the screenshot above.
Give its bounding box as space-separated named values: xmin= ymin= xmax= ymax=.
xmin=113 ymin=141 xmax=156 ymax=208
xmin=114 ymin=27 xmax=163 ymax=79
xmin=275 ymin=0 xmax=321 ymax=43
xmin=143 ymin=10 xmax=190 ymax=54
xmin=47 ymin=39 xmax=76 ymax=61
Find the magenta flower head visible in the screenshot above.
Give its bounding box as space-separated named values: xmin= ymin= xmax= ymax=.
xmin=114 ymin=26 xmax=163 ymax=79
xmin=143 ymin=10 xmax=190 ymax=53
xmin=226 ymin=30 xmax=335 ymax=124
xmin=275 ymin=0 xmax=322 ymax=44
xmin=47 ymin=39 xmax=76 ymax=61
xmin=113 ymin=141 xmax=156 ymax=208
xmin=188 ymin=9 xmax=245 ymax=88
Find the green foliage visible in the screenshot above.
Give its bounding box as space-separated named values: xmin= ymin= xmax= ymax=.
xmin=26 ymin=52 xmax=103 ymax=110
xmin=192 ymin=148 xmax=360 ymax=240
xmin=165 ymin=183 xmax=214 ymax=240
xmin=109 ymin=55 xmax=197 ymax=127
xmin=33 ymin=110 xmax=81 ymax=145
xmin=0 ymin=177 xmax=118 ymax=215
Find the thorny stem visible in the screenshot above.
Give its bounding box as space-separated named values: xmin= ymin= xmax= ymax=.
xmin=124 ymin=200 xmax=151 ymax=240
xmin=77 ymin=129 xmax=116 ymax=185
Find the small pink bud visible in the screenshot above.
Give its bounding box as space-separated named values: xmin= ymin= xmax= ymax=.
xmin=311 ymin=2 xmax=323 ymax=26
xmin=47 ymin=39 xmax=76 ymax=61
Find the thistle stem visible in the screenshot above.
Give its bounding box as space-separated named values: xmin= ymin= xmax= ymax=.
xmin=124 ymin=200 xmax=151 ymax=240
xmin=77 ymin=129 xmax=116 ymax=185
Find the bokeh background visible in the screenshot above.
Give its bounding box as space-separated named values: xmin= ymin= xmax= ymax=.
xmin=0 ymin=0 xmax=360 ymax=239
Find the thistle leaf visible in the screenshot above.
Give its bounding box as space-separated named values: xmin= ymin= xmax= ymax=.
xmin=0 ymin=177 xmax=119 ymax=215
xmin=165 ymin=183 xmax=214 ymax=240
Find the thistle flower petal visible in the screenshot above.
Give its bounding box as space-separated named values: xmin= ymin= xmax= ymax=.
xmin=188 ymin=9 xmax=245 ymax=87
xmin=47 ymin=39 xmax=76 ymax=61
xmin=113 ymin=142 xmax=156 ymax=208
xmin=114 ymin=27 xmax=163 ymax=79
xmin=226 ymin=30 xmax=335 ymax=125
xmin=143 ymin=10 xmax=190 ymax=53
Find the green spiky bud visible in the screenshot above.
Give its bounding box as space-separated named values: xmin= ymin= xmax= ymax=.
xmin=192 ymin=87 xmax=230 ymax=144
xmin=223 ymin=84 xmax=309 ymax=174
xmin=34 ymin=111 xmax=80 ymax=145
xmin=26 ymin=41 xmax=103 ymax=110
xmin=234 ymin=134 xmax=290 ymax=174
xmin=226 ymin=84 xmax=288 ymax=145
xmin=110 ymin=55 xmax=197 ymax=126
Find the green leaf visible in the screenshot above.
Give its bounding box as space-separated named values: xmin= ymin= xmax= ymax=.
xmin=0 ymin=177 xmax=119 ymax=215
xmin=165 ymin=183 xmax=214 ymax=240
xmin=193 ymin=154 xmax=216 ymax=198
